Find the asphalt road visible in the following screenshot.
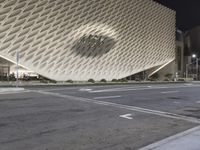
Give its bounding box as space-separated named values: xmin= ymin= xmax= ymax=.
xmin=1 ymin=83 xmax=200 ymax=150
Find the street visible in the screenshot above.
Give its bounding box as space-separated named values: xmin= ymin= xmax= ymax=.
xmin=1 ymin=83 xmax=200 ymax=150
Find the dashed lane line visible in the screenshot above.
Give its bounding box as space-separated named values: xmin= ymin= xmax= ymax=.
xmin=29 ymin=89 xmax=200 ymax=124
xmin=93 ymin=95 xmax=122 ymax=99
xmin=161 ymin=91 xmax=179 ymax=94
xmin=89 ymin=85 xmax=200 ymax=93
xmin=27 ymin=84 xmax=200 ymax=93
xmin=173 ymin=101 xmax=181 ymax=104
xmin=89 ymin=86 xmax=165 ymax=93
xmin=79 ymin=88 xmax=92 ymax=91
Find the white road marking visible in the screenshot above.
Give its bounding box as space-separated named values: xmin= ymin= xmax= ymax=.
xmin=119 ymin=114 xmax=133 ymax=119
xmin=93 ymin=95 xmax=122 ymax=99
xmin=161 ymin=91 xmax=179 ymax=94
xmin=174 ymin=101 xmax=181 ymax=104
xmin=196 ymin=101 xmax=200 ymax=104
xmin=31 ymin=90 xmax=200 ymax=124
xmin=88 ymin=84 xmax=200 ymax=93
xmin=79 ymin=88 xmax=92 ymax=91
xmin=41 ymin=84 xmax=200 ymax=93
xmin=89 ymin=86 xmax=168 ymax=93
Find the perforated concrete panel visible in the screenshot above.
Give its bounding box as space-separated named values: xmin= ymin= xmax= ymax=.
xmin=0 ymin=0 xmax=175 ymax=81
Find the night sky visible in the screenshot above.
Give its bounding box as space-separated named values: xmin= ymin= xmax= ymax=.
xmin=154 ymin=0 xmax=200 ymax=31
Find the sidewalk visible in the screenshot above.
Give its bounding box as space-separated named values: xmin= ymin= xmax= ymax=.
xmin=0 ymin=87 xmax=25 ymax=93
xmin=140 ymin=126 xmax=200 ymax=150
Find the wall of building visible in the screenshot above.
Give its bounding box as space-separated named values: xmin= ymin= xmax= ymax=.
xmin=157 ymin=61 xmax=176 ymax=80
xmin=0 ymin=57 xmax=12 ymax=77
xmin=0 ymin=0 xmax=176 ymax=81
xmin=175 ymin=30 xmax=184 ymax=77
xmin=187 ymin=26 xmax=200 ymax=56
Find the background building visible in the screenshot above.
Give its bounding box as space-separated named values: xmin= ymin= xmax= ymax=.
xmin=187 ymin=26 xmax=200 ymax=56
xmin=184 ymin=26 xmax=200 ymax=79
xmin=175 ymin=29 xmax=184 ymax=77
xmin=0 ymin=0 xmax=176 ymax=81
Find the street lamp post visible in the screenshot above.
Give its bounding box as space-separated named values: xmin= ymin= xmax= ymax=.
xmin=196 ymin=57 xmax=199 ymax=80
xmin=186 ymin=64 xmax=189 ymax=78
xmin=16 ymin=49 xmax=19 ymax=87
xmin=192 ymin=54 xmax=199 ymax=80
xmin=185 ymin=54 xmax=199 ymax=79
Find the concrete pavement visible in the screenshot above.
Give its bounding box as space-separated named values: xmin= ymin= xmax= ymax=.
xmin=140 ymin=125 xmax=200 ymax=150
xmin=0 ymin=87 xmax=24 ymax=94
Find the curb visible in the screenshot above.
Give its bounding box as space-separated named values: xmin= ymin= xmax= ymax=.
xmin=139 ymin=125 xmax=200 ymax=150
xmin=0 ymin=81 xmax=186 ymax=87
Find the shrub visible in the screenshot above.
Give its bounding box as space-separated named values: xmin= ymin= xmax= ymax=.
xmin=9 ymin=73 xmax=16 ymax=81
xmin=150 ymin=73 xmax=159 ymax=81
xmin=111 ymin=79 xmax=118 ymax=82
xmin=100 ymin=79 xmax=107 ymax=83
xmin=178 ymin=78 xmax=185 ymax=81
xmin=40 ymin=80 xmax=48 ymax=83
xmin=118 ymin=78 xmax=128 ymax=82
xmin=165 ymin=73 xmax=172 ymax=80
xmin=66 ymin=79 xmax=73 ymax=83
xmin=88 ymin=78 xmax=95 ymax=83
xmin=49 ymin=80 xmax=57 ymax=84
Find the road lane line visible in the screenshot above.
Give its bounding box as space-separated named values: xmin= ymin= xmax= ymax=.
xmin=161 ymin=91 xmax=179 ymax=94
xmin=88 ymin=85 xmax=200 ymax=93
xmin=35 ymin=84 xmax=200 ymax=93
xmin=89 ymin=87 xmax=168 ymax=93
xmin=93 ymin=95 xmax=122 ymax=99
xmin=31 ymin=90 xmax=200 ymax=124
xmin=79 ymin=88 xmax=92 ymax=91
xmin=88 ymin=84 xmax=200 ymax=93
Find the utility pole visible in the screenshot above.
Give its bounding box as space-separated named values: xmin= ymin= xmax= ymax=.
xmin=186 ymin=64 xmax=188 ymax=78
xmin=16 ymin=49 xmax=19 ymax=88
xmin=196 ymin=58 xmax=199 ymax=80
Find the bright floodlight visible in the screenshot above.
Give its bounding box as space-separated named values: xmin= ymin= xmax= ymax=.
xmin=192 ymin=54 xmax=197 ymax=58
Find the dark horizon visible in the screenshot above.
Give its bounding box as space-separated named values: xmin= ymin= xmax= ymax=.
xmin=154 ymin=0 xmax=200 ymax=31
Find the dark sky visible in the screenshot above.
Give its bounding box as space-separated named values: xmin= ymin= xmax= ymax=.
xmin=153 ymin=0 xmax=200 ymax=31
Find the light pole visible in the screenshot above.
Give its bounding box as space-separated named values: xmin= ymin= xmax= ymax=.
xmin=186 ymin=64 xmax=189 ymax=78
xmin=16 ymin=49 xmax=19 ymax=87
xmin=192 ymin=54 xmax=199 ymax=80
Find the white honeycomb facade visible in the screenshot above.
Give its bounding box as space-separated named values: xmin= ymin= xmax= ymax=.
xmin=0 ymin=0 xmax=175 ymax=81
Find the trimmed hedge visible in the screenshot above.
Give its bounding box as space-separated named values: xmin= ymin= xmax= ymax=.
xmin=88 ymin=79 xmax=95 ymax=83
